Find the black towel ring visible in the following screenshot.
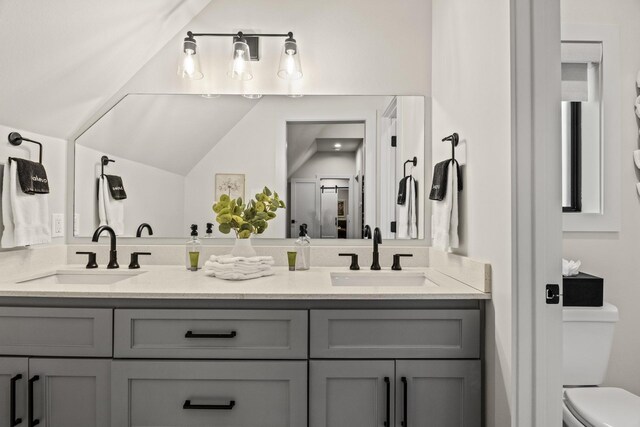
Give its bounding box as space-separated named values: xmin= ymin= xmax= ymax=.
xmin=101 ymin=156 xmax=115 ymax=177
xmin=8 ymin=132 xmax=43 ymax=164
xmin=403 ymin=157 xmax=417 ymax=178
xmin=442 ymin=133 xmax=459 ymax=163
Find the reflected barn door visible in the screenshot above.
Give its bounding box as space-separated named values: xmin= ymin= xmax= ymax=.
xmin=290 ymin=179 xmax=318 ymax=238
xmin=320 ymin=191 xmax=338 ymax=238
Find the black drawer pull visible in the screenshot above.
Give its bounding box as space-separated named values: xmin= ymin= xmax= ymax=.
xmin=183 ymin=400 xmax=236 ymax=410
xmin=383 ymin=376 xmax=390 ymax=427
xmin=185 ymin=330 xmax=237 ymax=339
xmin=10 ymin=374 xmax=22 ymax=427
xmin=28 ymin=376 xmax=39 ymax=427
xmin=401 ymin=376 xmax=408 ymax=426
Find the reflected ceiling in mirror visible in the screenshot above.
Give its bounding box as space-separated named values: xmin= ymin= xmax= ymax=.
xmin=74 ymin=94 xmax=426 ymax=240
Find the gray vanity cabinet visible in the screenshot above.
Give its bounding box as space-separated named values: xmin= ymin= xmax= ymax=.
xmin=395 ymin=360 xmax=481 ymax=427
xmin=0 ymin=357 xmax=110 ymax=427
xmin=309 ymin=360 xmax=395 ymax=427
xmin=111 ymin=360 xmax=307 ymax=427
xmin=0 ymin=357 xmax=28 ymax=427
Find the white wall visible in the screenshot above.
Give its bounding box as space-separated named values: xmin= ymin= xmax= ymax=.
xmin=291 ymin=152 xmax=357 ymax=180
xmin=562 ymin=0 xmax=640 ymax=396
xmin=0 ymin=124 xmax=67 ymax=248
xmin=431 ymin=0 xmax=513 ymax=425
xmin=182 ymin=96 xmax=388 ymax=238
xmin=75 ymin=145 xmax=185 ymax=237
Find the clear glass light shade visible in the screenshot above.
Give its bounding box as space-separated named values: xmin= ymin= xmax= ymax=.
xmin=177 ymin=47 xmax=203 ymax=80
xmin=277 ymin=40 xmax=302 ymax=80
xmin=228 ymin=40 xmax=253 ymax=81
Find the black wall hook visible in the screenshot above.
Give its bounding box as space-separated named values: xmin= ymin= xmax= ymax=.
xmin=8 ymin=132 xmax=43 ymax=163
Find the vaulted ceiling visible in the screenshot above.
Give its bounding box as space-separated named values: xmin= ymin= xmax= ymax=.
xmin=0 ymin=0 xmax=211 ymax=139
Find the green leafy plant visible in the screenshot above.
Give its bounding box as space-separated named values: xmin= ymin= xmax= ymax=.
xmin=213 ymin=187 xmax=286 ymax=239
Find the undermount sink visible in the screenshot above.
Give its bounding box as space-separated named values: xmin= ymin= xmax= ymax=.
xmin=18 ymin=270 xmax=144 ymax=285
xmin=330 ymin=271 xmax=436 ymax=287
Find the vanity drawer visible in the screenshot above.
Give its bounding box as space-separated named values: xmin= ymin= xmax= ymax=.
xmin=0 ymin=307 xmax=113 ymax=357
xmin=111 ymin=360 xmax=307 ymax=427
xmin=310 ymin=309 xmax=480 ymax=359
xmin=114 ymin=309 xmax=308 ymax=359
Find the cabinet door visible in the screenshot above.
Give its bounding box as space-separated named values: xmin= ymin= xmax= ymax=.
xmin=29 ymin=358 xmax=110 ymax=427
xmin=0 ymin=358 xmax=28 ymax=427
xmin=396 ymin=360 xmax=481 ymax=427
xmin=310 ymin=360 xmax=394 ymax=427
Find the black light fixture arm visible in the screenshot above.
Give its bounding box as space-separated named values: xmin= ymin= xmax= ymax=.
xmin=187 ymin=31 xmax=294 ymax=39
xmin=8 ymin=132 xmax=43 ymax=163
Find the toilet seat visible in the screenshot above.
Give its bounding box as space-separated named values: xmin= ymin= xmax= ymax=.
xmin=563 ymin=387 xmax=640 ymax=427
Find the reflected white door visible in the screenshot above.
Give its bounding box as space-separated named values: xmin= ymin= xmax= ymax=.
xmin=320 ymin=191 xmax=338 ymax=238
xmin=290 ymin=179 xmax=318 ymax=238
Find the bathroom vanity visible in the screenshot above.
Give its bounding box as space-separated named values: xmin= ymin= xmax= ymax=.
xmin=0 ymin=265 xmax=487 ymax=427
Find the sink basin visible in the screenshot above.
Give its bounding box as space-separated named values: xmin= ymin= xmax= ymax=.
xmin=330 ymin=271 xmax=436 ymax=287
xmin=18 ymin=270 xmax=144 ymax=285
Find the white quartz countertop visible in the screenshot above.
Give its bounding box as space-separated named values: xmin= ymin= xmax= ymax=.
xmin=0 ymin=265 xmax=491 ymax=300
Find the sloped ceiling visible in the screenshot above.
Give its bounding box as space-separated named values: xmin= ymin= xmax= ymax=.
xmin=77 ymin=94 xmax=259 ymax=175
xmin=0 ymin=0 xmax=211 ymax=139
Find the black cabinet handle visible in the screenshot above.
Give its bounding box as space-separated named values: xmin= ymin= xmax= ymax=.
xmin=401 ymin=376 xmax=408 ymax=426
xmin=28 ymin=376 xmax=39 ymax=427
xmin=183 ymin=400 xmax=236 ymax=410
xmin=383 ymin=376 xmax=390 ymax=427
xmin=185 ymin=330 xmax=237 ymax=339
xmin=10 ymin=374 xmax=22 ymax=427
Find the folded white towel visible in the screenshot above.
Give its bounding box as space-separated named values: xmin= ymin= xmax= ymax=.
xmin=1 ymin=160 xmax=51 ymax=247
xmin=98 ymin=176 xmax=124 ymax=235
xmin=432 ymin=161 xmax=459 ymax=251
xmin=204 ymin=260 xmax=272 ymax=274
xmin=204 ymin=268 xmax=275 ymax=281
xmin=208 ymin=254 xmax=275 ymax=265
xmin=397 ymin=176 xmax=418 ymax=239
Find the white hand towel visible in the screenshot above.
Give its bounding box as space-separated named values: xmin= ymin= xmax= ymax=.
xmin=397 ymin=176 xmax=418 ymax=239
xmin=432 ymin=161 xmax=459 ymax=251
xmin=204 ymin=269 xmax=275 ymax=281
xmin=2 ymin=160 xmax=51 ymax=247
xmin=208 ymin=255 xmax=275 ymax=265
xmin=204 ymin=260 xmax=272 ymax=274
xmin=1 ymin=163 xmax=15 ymax=248
xmin=99 ymin=175 xmax=124 ymax=235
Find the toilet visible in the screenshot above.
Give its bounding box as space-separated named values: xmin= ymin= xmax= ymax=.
xmin=562 ymin=303 xmax=640 ymax=426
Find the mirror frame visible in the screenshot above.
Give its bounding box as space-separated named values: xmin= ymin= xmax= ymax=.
xmin=67 ymin=93 xmax=432 ymax=246
xmin=561 ymin=24 xmax=621 ymax=232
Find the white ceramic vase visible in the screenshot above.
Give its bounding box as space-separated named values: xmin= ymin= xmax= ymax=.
xmin=231 ymin=238 xmax=257 ymax=258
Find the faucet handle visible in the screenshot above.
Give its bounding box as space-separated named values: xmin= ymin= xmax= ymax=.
xmin=76 ymin=252 xmax=98 ymax=269
xmin=339 ymin=253 xmax=360 ymax=271
xmin=129 ymin=252 xmax=151 ymax=269
xmin=391 ymin=253 xmax=413 ymax=271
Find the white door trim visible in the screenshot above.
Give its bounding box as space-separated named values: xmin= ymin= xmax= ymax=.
xmin=511 ymin=0 xmax=563 ymax=425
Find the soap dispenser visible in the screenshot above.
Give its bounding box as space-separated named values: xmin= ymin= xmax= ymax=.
xmin=294 ymin=223 xmax=311 ymax=270
xmin=186 ymin=224 xmax=202 ymax=271
xmin=204 ymin=222 xmax=214 ymax=239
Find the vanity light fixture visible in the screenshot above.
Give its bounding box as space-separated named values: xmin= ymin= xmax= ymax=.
xmin=242 ymin=94 xmax=263 ymax=99
xmin=334 ymin=143 xmax=342 ymax=148
xmin=178 ymin=31 xmax=302 ymax=81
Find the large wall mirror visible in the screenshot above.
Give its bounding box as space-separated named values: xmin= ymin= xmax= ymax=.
xmin=73 ymin=94 xmax=426 ymax=240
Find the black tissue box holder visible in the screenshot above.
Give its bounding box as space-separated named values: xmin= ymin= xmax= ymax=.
xmin=562 ymin=272 xmax=603 ymax=307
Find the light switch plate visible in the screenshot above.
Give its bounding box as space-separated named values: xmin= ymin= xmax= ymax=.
xmin=52 ymin=213 xmax=64 ymax=237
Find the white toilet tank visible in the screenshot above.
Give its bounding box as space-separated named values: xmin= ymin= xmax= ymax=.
xmin=563 ymin=302 xmax=619 ymax=386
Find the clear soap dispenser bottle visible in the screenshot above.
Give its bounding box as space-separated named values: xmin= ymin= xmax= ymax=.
xmin=294 ymin=223 xmax=311 ymax=270
xmin=204 ymin=222 xmax=214 ymax=239
xmin=186 ymin=224 xmax=202 ymax=271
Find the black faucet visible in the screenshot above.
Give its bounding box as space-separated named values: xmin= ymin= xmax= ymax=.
xmin=92 ymin=225 xmax=119 ymax=269
xmin=371 ymin=227 xmax=382 ymax=270
xmin=363 ymin=225 xmax=372 ymax=239
xmin=136 ymin=223 xmax=153 ymax=237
